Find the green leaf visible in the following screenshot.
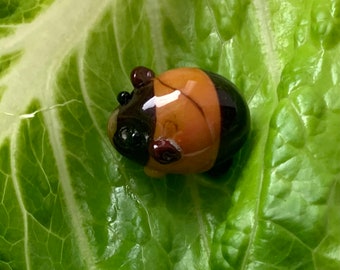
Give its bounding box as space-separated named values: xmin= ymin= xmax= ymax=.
xmin=1 ymin=0 xmax=340 ymax=269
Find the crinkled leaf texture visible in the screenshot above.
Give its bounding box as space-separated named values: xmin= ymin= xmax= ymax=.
xmin=1 ymin=0 xmax=340 ymax=269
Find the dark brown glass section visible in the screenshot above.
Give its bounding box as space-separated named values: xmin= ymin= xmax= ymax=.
xmin=113 ymin=82 xmax=156 ymax=165
xmin=204 ymin=71 xmax=250 ymax=173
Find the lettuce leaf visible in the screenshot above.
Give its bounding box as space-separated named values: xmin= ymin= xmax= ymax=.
xmin=1 ymin=0 xmax=340 ymax=269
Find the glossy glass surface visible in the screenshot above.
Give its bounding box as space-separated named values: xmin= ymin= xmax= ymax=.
xmin=108 ymin=67 xmax=250 ymax=176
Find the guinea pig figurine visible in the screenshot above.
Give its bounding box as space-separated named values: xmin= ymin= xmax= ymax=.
xmin=108 ymin=66 xmax=250 ymax=178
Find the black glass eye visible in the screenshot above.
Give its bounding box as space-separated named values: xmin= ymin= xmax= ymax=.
xmin=117 ymin=91 xmax=132 ymax=105
xmin=130 ymin=66 xmax=155 ymax=88
xmin=113 ymin=124 xmax=150 ymax=164
xmin=115 ymin=126 xmax=148 ymax=148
